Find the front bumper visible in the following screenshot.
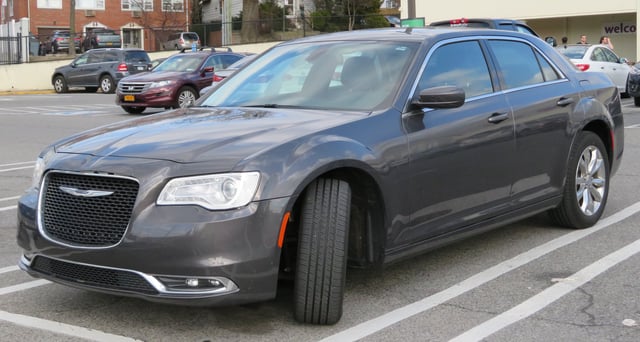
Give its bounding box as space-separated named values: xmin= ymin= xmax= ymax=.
xmin=17 ymin=169 xmax=289 ymax=306
xmin=116 ymin=87 xmax=177 ymax=109
xmin=627 ymin=74 xmax=640 ymax=97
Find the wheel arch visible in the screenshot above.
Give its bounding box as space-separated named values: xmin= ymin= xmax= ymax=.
xmin=581 ymin=119 xmax=614 ymax=170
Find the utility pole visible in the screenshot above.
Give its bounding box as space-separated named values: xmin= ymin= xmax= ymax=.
xmin=69 ymin=0 xmax=76 ymax=56
xmin=408 ymin=0 xmax=415 ymax=18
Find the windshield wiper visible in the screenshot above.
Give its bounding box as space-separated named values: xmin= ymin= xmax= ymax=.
xmin=242 ymin=104 xmax=280 ymax=108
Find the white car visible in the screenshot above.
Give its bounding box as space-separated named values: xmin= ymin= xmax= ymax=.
xmin=558 ymin=44 xmax=631 ymax=95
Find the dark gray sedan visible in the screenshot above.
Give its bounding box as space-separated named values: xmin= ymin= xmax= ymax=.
xmin=17 ymin=27 xmax=624 ymax=325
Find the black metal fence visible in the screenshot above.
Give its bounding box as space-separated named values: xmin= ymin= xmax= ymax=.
xmin=0 ymin=34 xmax=23 ymax=65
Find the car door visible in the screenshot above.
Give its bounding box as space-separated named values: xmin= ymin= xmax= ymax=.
xmin=65 ymin=52 xmax=91 ymax=86
xmin=397 ymin=39 xmax=516 ymax=246
xmin=590 ymin=46 xmax=629 ymax=91
xmin=486 ymin=39 xmax=579 ymax=206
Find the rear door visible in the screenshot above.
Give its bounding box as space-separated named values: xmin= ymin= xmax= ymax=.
xmin=486 ymin=39 xmax=579 ymax=205
xmin=398 ymin=39 xmax=516 ymax=246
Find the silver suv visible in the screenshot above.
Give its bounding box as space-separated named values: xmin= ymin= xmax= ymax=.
xmin=163 ymin=32 xmax=201 ymax=51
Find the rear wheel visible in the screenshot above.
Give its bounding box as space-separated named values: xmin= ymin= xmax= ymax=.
xmin=100 ymin=75 xmax=115 ymax=94
xmin=122 ymin=106 xmax=146 ymax=114
xmin=294 ymin=178 xmax=351 ymax=325
xmin=53 ymin=76 xmax=68 ymax=93
xmin=176 ymin=87 xmax=197 ymax=108
xmin=549 ymin=132 xmax=609 ymax=228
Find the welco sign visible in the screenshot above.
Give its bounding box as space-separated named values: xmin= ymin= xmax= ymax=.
xmin=603 ymin=22 xmax=636 ymax=35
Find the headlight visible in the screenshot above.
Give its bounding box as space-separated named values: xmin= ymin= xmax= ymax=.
xmin=32 ymin=148 xmax=55 ymax=190
xmin=157 ymin=172 xmax=260 ymax=210
xmin=150 ymin=80 xmax=175 ymax=88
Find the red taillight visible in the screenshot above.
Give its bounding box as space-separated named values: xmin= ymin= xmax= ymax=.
xmin=213 ymin=75 xmax=224 ymax=82
xmin=575 ymin=63 xmax=590 ymax=71
xmin=117 ymin=63 xmax=128 ymax=72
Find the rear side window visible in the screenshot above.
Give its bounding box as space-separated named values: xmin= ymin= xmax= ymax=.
xmin=417 ymin=40 xmax=494 ymax=98
xmin=125 ymin=51 xmax=150 ymax=62
xmin=488 ymin=40 xmax=545 ymax=89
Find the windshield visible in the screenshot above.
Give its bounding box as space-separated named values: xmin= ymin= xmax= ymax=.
xmin=200 ymin=41 xmax=419 ymax=111
xmin=153 ymin=54 xmax=205 ymax=72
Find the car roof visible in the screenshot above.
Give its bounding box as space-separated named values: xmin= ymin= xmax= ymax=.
xmin=278 ymin=27 xmax=535 ymax=45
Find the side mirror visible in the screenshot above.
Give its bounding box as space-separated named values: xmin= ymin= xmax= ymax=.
xmin=620 ymin=57 xmax=629 ymax=64
xmin=412 ymin=85 xmax=465 ymax=109
xmin=201 ymin=66 xmax=214 ymax=76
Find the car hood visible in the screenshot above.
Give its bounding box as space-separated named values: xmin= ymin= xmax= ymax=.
xmin=122 ymin=71 xmax=191 ymax=82
xmin=54 ymin=107 xmax=365 ymax=165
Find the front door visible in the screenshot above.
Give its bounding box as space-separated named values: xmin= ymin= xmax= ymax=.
xmin=122 ymin=29 xmax=142 ymax=49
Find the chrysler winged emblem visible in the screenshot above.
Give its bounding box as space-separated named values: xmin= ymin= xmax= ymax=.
xmin=59 ymin=186 xmax=114 ymax=197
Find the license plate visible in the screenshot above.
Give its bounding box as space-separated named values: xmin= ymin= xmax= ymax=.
xmin=136 ymin=66 xmax=145 ymax=71
xmin=106 ymin=42 xmax=113 ymax=46
xmin=124 ymin=95 xmax=135 ymax=102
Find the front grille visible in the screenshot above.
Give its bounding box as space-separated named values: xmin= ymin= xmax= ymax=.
xmin=118 ymin=82 xmax=150 ymax=94
xmin=41 ymin=172 xmax=138 ymax=247
xmin=31 ymin=256 xmax=158 ymax=294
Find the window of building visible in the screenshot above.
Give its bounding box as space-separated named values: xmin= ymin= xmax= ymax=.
xmin=76 ymin=0 xmax=105 ymax=10
xmin=122 ymin=0 xmax=153 ymax=11
xmin=162 ymin=0 xmax=184 ymax=12
xmin=37 ymin=0 xmax=62 ymax=9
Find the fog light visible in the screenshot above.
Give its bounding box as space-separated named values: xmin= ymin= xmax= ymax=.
xmin=209 ymin=279 xmax=221 ymax=287
xmin=186 ymin=278 xmax=200 ymax=287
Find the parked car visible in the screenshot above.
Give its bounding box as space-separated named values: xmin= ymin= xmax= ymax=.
xmin=116 ymin=50 xmax=245 ymax=113
xmin=199 ymin=54 xmax=257 ymax=95
xmin=18 ymin=27 xmax=623 ymax=325
xmin=163 ymin=31 xmax=201 ymax=51
xmin=51 ymin=48 xmax=151 ymax=94
xmin=50 ymin=30 xmax=82 ymax=53
xmin=626 ymin=61 xmax=640 ymax=106
xmin=430 ymin=18 xmax=539 ymax=36
xmin=558 ymin=44 xmax=631 ymax=96
xmin=92 ymin=29 xmax=122 ymax=49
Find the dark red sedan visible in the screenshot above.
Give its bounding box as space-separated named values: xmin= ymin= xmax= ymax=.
xmin=116 ymin=50 xmax=246 ymax=114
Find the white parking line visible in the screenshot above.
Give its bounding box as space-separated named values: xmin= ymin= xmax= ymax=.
xmin=450 ymin=237 xmax=640 ymax=341
xmin=0 ymin=205 xmax=17 ymax=212
xmin=320 ymin=201 xmax=640 ymax=342
xmin=0 ymin=310 xmax=143 ymax=342
xmin=0 ymin=166 xmax=33 ymax=173
xmin=0 ymin=162 xmax=33 ymax=167
xmin=0 ymin=266 xmax=19 ymax=274
xmin=0 ymin=279 xmax=49 ymax=296
xmin=0 ymin=196 xmax=20 ymax=202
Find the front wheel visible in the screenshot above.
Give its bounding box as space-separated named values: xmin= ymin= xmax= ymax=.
xmin=175 ymin=87 xmax=197 ymax=108
xmin=549 ymin=132 xmax=609 ymax=228
xmin=53 ymin=76 xmax=68 ymax=93
xmin=294 ymin=178 xmax=351 ymax=325
xmin=99 ymin=75 xmax=115 ymax=94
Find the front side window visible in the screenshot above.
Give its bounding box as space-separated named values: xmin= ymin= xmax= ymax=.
xmin=417 ymin=40 xmax=494 ymax=98
xmin=488 ymin=40 xmax=545 ymax=89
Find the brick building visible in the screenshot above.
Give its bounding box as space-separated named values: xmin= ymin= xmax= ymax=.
xmin=8 ymin=0 xmax=189 ymax=51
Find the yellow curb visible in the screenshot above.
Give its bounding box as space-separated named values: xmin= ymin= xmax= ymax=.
xmin=0 ymin=90 xmax=55 ymax=95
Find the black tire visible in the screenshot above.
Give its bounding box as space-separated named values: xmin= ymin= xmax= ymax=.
xmin=294 ymin=178 xmax=351 ymax=325
xmin=53 ymin=75 xmax=68 ymax=93
xmin=85 ymin=87 xmax=98 ymax=93
xmin=634 ymin=96 xmax=640 ymax=107
xmin=549 ymin=132 xmax=609 ymax=228
xmin=175 ymin=87 xmax=197 ymax=108
xmin=99 ymin=75 xmax=115 ymax=94
xmin=122 ymin=106 xmax=146 ymax=114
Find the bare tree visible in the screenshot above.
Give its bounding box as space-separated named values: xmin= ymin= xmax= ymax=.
xmin=241 ymin=0 xmax=260 ymax=43
xmin=69 ymin=0 xmax=76 ymax=56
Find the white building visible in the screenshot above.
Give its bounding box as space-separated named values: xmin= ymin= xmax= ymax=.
xmin=202 ymin=0 xmax=315 ymax=23
xmin=400 ymin=0 xmax=640 ymax=61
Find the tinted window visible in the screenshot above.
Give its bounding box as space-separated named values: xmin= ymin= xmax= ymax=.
xmin=559 ymin=45 xmax=588 ymax=59
xmin=535 ymin=51 xmax=561 ymax=81
xmin=417 ymin=40 xmax=493 ymax=98
xmin=103 ymin=51 xmax=119 ymax=62
xmin=125 ymin=51 xmax=150 ymax=62
xmin=488 ymin=40 xmax=544 ymax=89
